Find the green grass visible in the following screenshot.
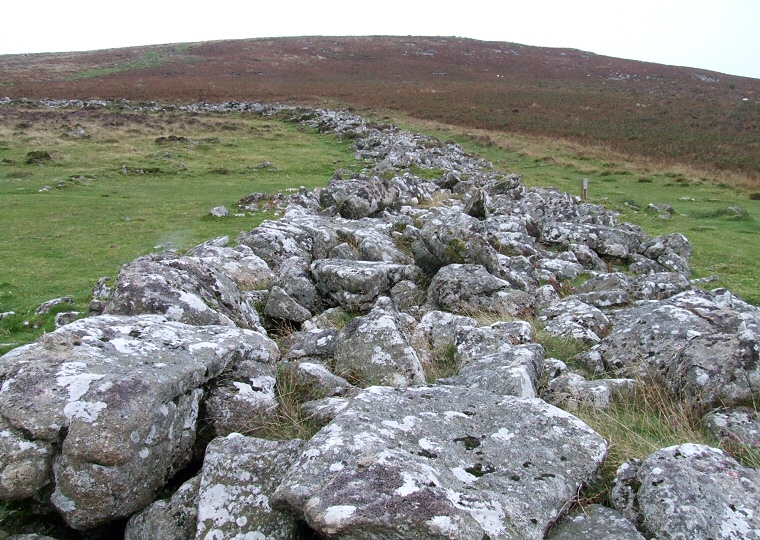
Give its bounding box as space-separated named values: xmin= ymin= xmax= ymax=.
xmin=0 ymin=108 xmax=358 ymax=353
xmin=575 ymin=381 xmax=759 ymax=504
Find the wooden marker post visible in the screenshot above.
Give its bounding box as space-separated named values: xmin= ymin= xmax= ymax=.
xmin=581 ymin=177 xmax=588 ymax=200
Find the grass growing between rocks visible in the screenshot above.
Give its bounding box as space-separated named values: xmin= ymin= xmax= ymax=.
xmin=237 ymin=368 xmax=322 ymax=442
xmin=573 ymin=381 xmax=759 ymax=505
xmin=0 ymin=106 xmax=359 ymax=354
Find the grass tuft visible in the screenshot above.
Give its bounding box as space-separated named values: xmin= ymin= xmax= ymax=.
xmin=574 ymin=380 xmax=752 ymax=504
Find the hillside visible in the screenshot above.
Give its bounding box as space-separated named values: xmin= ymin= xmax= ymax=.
xmin=1 ymin=36 xmax=759 ymax=182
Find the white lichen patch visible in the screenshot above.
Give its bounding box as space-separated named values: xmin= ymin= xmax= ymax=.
xmin=427 ymin=515 xmax=454 ymax=535
xmin=322 ymin=505 xmax=356 ymax=533
xmin=381 ymin=415 xmax=417 ymax=432
xmin=62 ymin=400 xmax=107 ymax=422
xmin=395 ymin=471 xmax=427 ymax=497
xmin=451 ymin=467 xmax=478 ymax=484
xmin=56 ymin=363 xmax=105 ymax=402
xmin=491 ymin=428 xmax=515 ymax=442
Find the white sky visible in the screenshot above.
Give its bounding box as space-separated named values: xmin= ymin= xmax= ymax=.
xmin=2 ymin=0 xmax=758 ymax=80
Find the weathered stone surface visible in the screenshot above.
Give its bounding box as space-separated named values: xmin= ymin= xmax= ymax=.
xmin=629 ymin=272 xmax=691 ymax=300
xmin=412 ymin=310 xmax=478 ymax=356
xmin=611 ymin=444 xmax=760 ymax=540
xmin=454 ymin=322 xmax=533 ymax=366
xmin=583 ymin=289 xmax=760 ymax=406
xmin=640 ymin=233 xmax=692 ymax=276
xmin=0 ymin=417 xmax=53 ymax=500
xmin=0 ymin=315 xmax=278 ymax=529
xmin=279 ymin=361 xmax=355 ymax=402
xmin=125 ymin=475 xmax=200 ymax=540
xmin=300 ymin=397 xmax=351 ymax=427
xmin=538 ymin=299 xmax=611 ymax=343
xmin=703 ymin=407 xmax=760 ymax=450
xmin=187 ymin=237 xmax=273 ymax=292
xmin=35 ymin=296 xmax=73 ymax=315
xmin=441 ymin=344 xmax=544 ymax=398
xmin=195 ymin=434 xmax=304 ymax=540
xmin=53 ymin=311 xmax=80 ymax=328
xmin=547 ymin=504 xmax=644 ymax=540
xmin=205 ymin=375 xmax=277 ymax=437
xmin=543 ymin=373 xmax=636 ymax=411
xmin=427 ymin=264 xmax=532 ymax=317
xmin=320 ymin=174 xmax=396 ymax=219
xmin=281 ymin=328 xmax=338 ymax=363
xmin=264 ymin=285 xmax=313 ymax=323
xmin=311 ymin=259 xmax=417 ymax=312
xmin=273 ymin=385 xmax=606 ymax=540
xmin=333 ymin=297 xmax=425 ymax=387
xmin=208 ymin=205 xmax=229 ymax=217
xmin=414 ymin=208 xmax=501 ymax=274
xmin=104 ymin=253 xmax=264 ymax=332
xmin=540 ymin=222 xmax=642 ymax=259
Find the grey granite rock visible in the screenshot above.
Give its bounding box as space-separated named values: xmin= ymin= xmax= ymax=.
xmin=611 ymin=444 xmax=760 ymax=540
xmin=195 ymin=434 xmax=304 ymax=540
xmin=273 ymin=385 xmax=606 ymax=540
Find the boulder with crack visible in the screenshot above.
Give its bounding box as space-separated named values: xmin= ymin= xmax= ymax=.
xmin=611 ymin=444 xmax=760 ymax=540
xmin=332 ymin=297 xmax=425 ymax=387
xmin=272 ymin=385 xmax=607 ymax=540
xmin=194 ymin=434 xmax=305 ymax=540
xmin=427 ymin=264 xmax=532 ymax=317
xmin=311 ymin=259 xmax=419 ymax=312
xmin=440 ymin=344 xmax=545 ymax=398
xmin=582 ymin=289 xmax=760 ymax=406
xmin=0 ymin=314 xmax=278 ymax=530
xmin=104 ymin=253 xmax=264 ymax=333
xmin=547 ymin=504 xmax=644 ymax=540
xmin=186 ymin=236 xmax=274 ymax=291
xmin=125 ymin=475 xmax=200 ymax=540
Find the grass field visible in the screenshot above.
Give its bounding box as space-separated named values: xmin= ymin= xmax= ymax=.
xmin=0 ymin=106 xmax=359 ymax=353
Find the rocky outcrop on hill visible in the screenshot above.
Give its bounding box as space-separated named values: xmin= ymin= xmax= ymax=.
xmin=2 ymin=100 xmax=759 ymax=539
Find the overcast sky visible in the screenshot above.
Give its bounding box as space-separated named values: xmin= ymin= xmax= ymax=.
xmin=2 ymin=0 xmax=758 ymax=79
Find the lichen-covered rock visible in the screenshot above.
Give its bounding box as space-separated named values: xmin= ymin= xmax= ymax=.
xmin=333 ymin=297 xmax=425 ymax=387
xmin=538 ymin=299 xmax=611 ymax=343
xmin=186 ymin=237 xmax=274 ymax=291
xmin=640 ymin=233 xmax=692 ymax=277
xmin=273 ymin=385 xmax=606 ymax=540
xmin=311 ymin=259 xmax=418 ymax=312
xmin=195 ymin=434 xmax=304 ymax=540
xmin=703 ymin=407 xmax=760 ymax=450
xmin=0 ymin=314 xmax=278 ymax=529
xmin=104 ymin=253 xmax=264 ymax=332
xmin=279 ymin=361 xmax=355 ymax=402
xmin=629 ymin=272 xmax=691 ymax=300
xmin=583 ymin=289 xmax=760 ymax=406
xmin=547 ymin=504 xmax=644 ymax=540
xmin=320 ymin=174 xmax=397 ymax=219
xmin=125 ymin=475 xmax=200 ymax=540
xmin=427 ymin=264 xmax=532 ymax=317
xmin=454 ymin=322 xmax=533 ymax=366
xmin=281 ymin=328 xmax=338 ymax=363
xmin=611 ymin=444 xmax=760 ymax=540
xmin=300 ymin=397 xmax=351 ymax=427
xmin=441 ymin=344 xmax=544 ymax=398
xmin=411 ymin=310 xmax=478 ymax=365
xmin=542 ymin=373 xmax=636 ymax=411
xmin=0 ymin=417 xmax=53 ymax=500
xmin=264 ymin=285 xmax=313 ymax=323
xmin=205 ymin=375 xmax=277 ymax=437
xmin=540 ymin=222 xmax=642 ymax=259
